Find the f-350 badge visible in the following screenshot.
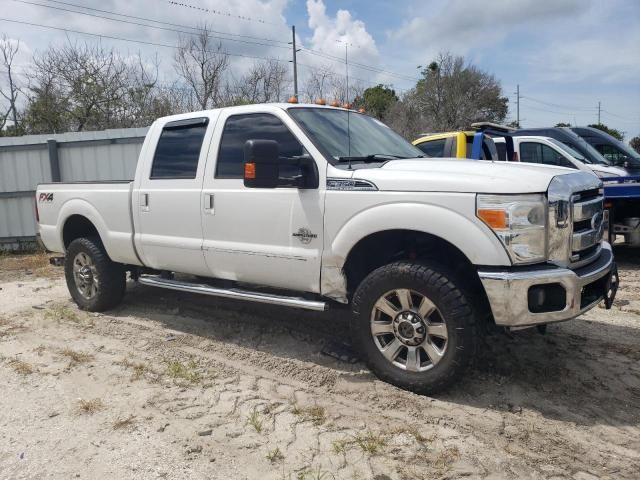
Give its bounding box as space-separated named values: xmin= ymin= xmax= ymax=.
xmin=292 ymin=228 xmax=317 ymax=244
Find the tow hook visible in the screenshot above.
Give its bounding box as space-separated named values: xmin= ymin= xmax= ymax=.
xmin=49 ymin=256 xmax=64 ymax=267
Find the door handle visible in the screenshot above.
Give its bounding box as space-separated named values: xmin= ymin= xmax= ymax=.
xmin=140 ymin=193 xmax=150 ymax=212
xmin=203 ymin=193 xmax=214 ymax=214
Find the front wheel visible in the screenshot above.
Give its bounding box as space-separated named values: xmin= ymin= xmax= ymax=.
xmin=64 ymin=237 xmax=126 ymax=312
xmin=351 ymin=261 xmax=478 ymax=394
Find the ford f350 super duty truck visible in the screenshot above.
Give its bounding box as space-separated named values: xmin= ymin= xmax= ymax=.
xmin=36 ymin=104 xmax=619 ymax=393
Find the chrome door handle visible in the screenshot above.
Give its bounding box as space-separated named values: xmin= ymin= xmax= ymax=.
xmin=203 ymin=193 xmax=214 ymax=214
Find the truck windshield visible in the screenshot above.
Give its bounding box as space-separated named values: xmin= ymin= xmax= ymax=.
xmin=548 ymin=138 xmax=587 ymax=163
xmin=287 ymin=107 xmax=425 ymax=165
xmin=560 ymin=129 xmax=610 ymax=166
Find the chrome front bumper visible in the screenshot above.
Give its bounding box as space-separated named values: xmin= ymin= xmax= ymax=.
xmin=478 ymin=242 xmax=616 ymax=327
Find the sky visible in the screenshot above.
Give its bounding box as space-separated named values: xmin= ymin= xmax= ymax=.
xmin=1 ymin=0 xmax=639 ymax=138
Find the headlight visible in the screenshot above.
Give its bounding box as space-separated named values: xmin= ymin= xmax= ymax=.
xmin=477 ymin=194 xmax=547 ymax=264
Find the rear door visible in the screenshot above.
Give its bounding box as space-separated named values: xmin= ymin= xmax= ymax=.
xmin=133 ymin=115 xmax=218 ymax=275
xmin=200 ymin=108 xmax=326 ymax=293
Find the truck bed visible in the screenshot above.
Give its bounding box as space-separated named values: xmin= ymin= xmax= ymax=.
xmin=36 ymin=181 xmax=141 ymax=265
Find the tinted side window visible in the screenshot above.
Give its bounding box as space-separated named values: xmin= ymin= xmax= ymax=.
xmin=520 ymin=142 xmax=543 ymax=163
xmin=416 ymin=139 xmax=446 ymax=157
xmin=150 ymin=119 xmax=208 ymax=179
xmin=216 ymin=113 xmax=305 ymax=178
xmin=495 ymin=143 xmax=506 ymax=161
xmin=596 ymin=144 xmax=627 ymax=163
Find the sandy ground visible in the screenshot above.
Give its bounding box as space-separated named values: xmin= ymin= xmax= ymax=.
xmin=0 ymin=250 xmax=639 ymax=480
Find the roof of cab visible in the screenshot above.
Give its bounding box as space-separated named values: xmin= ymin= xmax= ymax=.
xmin=412 ymin=131 xmax=475 ymax=145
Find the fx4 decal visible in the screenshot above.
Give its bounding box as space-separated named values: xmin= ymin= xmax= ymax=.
xmin=38 ymin=192 xmax=54 ymax=202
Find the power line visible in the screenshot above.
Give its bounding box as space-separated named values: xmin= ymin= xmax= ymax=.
xmin=521 ymin=95 xmax=595 ymax=112
xmin=22 ymin=0 xmax=418 ymax=86
xmin=299 ymin=48 xmax=419 ymax=83
xmin=13 ymin=0 xmax=290 ymax=50
xmin=601 ymin=109 xmax=637 ymax=122
xmin=0 ymin=17 xmax=291 ymax=64
xmin=41 ymin=0 xmax=288 ymax=44
xmin=166 ymin=0 xmax=280 ymax=26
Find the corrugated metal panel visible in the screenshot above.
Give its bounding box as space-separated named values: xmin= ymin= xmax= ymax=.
xmin=0 ymin=127 xmax=148 ymax=249
xmin=58 ymin=140 xmax=142 ymax=181
xmin=0 ymin=196 xmax=37 ymax=238
xmin=0 ymin=145 xmax=51 ymax=193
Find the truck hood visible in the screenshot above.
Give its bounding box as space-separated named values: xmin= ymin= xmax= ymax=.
xmin=587 ymin=164 xmax=629 ymax=177
xmin=351 ymin=158 xmax=575 ymax=194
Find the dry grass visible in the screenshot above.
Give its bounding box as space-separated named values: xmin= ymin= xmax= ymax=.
xmin=293 ymin=404 xmax=326 ymax=426
xmin=266 ymin=447 xmax=284 ymax=463
xmin=116 ymin=358 xmax=155 ymax=381
xmin=112 ymin=415 xmax=136 ymax=430
xmin=0 ymin=251 xmax=59 ymax=280
xmin=332 ymin=430 xmax=388 ymax=456
xmin=431 ymin=446 xmax=460 ymax=470
xmin=45 ymin=304 xmax=80 ymax=323
xmin=165 ymin=359 xmax=201 ymax=384
xmin=390 ymin=425 xmax=430 ymax=444
xmin=60 ymin=348 xmax=93 ymax=364
xmin=247 ymin=406 xmax=263 ymax=433
xmin=76 ymin=398 xmax=105 ymax=415
xmin=9 ymin=358 xmax=34 ymax=375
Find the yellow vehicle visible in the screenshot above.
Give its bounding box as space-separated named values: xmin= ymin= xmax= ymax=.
xmin=412 ymin=131 xmax=498 ymax=160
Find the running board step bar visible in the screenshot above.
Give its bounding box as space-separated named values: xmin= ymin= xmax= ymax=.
xmin=137 ymin=276 xmax=328 ymax=312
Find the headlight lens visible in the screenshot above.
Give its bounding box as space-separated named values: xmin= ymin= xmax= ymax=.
xmin=477 ymin=194 xmax=547 ymax=264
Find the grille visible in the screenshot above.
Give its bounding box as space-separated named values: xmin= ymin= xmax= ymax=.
xmin=570 ymin=191 xmax=604 ymax=266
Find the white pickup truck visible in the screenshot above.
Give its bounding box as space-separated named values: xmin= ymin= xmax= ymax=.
xmin=36 ymin=103 xmax=618 ymax=393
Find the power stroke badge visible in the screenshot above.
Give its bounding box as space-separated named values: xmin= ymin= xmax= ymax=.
xmin=292 ymin=228 xmax=317 ymax=244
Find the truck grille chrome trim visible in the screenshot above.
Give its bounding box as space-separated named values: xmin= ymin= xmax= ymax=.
xmin=572 ymin=196 xmax=603 ymax=222
xmin=137 ymin=276 xmax=328 ymax=312
xmin=547 ymin=172 xmax=603 ymax=268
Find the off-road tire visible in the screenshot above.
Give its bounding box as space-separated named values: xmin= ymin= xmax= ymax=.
xmin=351 ymin=261 xmax=478 ymax=395
xmin=64 ymin=237 xmax=126 ymax=312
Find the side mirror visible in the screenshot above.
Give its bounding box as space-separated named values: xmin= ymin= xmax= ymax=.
xmin=244 ymin=139 xmax=279 ymax=188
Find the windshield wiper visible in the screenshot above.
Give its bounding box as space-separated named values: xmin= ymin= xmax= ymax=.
xmin=337 ymin=154 xmax=421 ymax=163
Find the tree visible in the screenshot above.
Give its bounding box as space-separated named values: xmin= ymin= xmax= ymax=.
xmin=555 ymin=122 xmax=571 ymax=127
xmin=22 ymin=41 xmax=173 ymax=134
xmin=225 ymin=59 xmax=290 ymax=106
xmin=414 ymin=52 xmax=508 ymax=131
xmin=303 ymin=65 xmax=334 ymax=103
xmin=384 ymin=89 xmax=425 ymax=139
xmin=0 ymin=34 xmax=21 ymax=134
xmin=507 ymin=120 xmax=521 ymax=128
xmin=630 ymin=136 xmax=640 ymax=154
xmin=353 ymin=84 xmax=398 ymax=121
xmin=174 ymin=25 xmax=229 ymax=110
xmin=588 ymin=123 xmax=624 ymax=141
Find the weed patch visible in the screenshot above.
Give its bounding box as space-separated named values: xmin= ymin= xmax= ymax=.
xmin=76 ymin=398 xmax=105 ymax=415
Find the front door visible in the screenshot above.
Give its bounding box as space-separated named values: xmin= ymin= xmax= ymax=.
xmin=201 ymin=109 xmax=325 ymax=293
xmin=133 ymin=115 xmax=217 ymax=276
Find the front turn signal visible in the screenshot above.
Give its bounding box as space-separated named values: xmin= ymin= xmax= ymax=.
xmin=478 ymin=209 xmax=508 ymax=229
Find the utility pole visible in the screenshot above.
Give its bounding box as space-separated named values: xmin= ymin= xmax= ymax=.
xmin=598 ymin=101 xmax=601 ymax=124
xmin=515 ymin=84 xmax=520 ymax=127
xmin=290 ymin=25 xmax=299 ymax=100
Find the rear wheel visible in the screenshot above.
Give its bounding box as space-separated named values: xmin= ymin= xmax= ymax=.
xmin=64 ymin=237 xmax=126 ymax=312
xmin=351 ymin=261 xmax=477 ymax=394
